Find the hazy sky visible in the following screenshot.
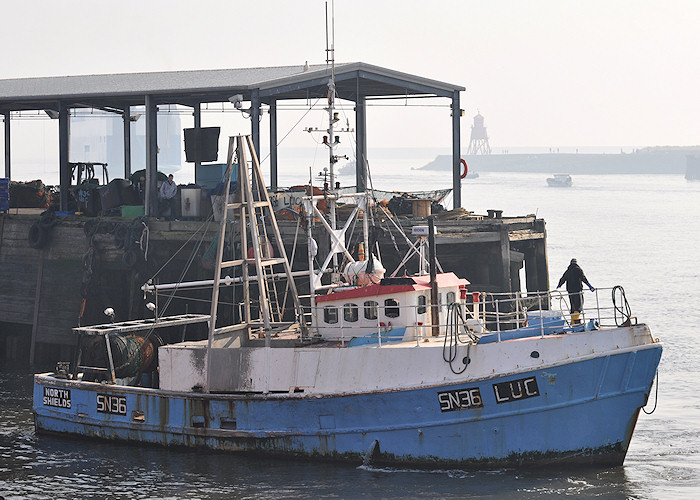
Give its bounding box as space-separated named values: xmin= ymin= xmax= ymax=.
xmin=1 ymin=0 xmax=699 ymax=150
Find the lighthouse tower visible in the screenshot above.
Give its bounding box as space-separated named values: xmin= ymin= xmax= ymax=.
xmin=466 ymin=113 xmax=491 ymax=155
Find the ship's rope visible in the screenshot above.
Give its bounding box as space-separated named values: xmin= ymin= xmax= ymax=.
xmin=443 ymin=303 xmax=479 ymax=374
xmin=612 ymin=285 xmax=632 ymax=327
xmin=642 ymin=370 xmax=659 ymax=415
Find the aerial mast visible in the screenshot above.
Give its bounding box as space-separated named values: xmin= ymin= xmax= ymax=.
xmin=325 ymin=0 xmax=339 ymax=275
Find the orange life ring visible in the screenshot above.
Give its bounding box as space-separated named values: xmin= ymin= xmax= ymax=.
xmin=460 ymin=158 xmax=468 ymax=179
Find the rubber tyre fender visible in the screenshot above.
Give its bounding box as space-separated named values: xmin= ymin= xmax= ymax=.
xmin=28 ymin=222 xmax=48 ymax=249
xmin=39 ymin=211 xmax=58 ymax=229
xmin=122 ymin=247 xmax=141 ymax=268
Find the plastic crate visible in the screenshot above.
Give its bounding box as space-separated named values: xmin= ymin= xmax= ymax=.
xmin=121 ymin=205 xmax=145 ymax=218
xmin=0 ymin=199 xmax=8 ymax=211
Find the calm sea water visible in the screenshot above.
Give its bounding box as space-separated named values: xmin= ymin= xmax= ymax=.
xmin=2 ymin=166 xmax=698 ymax=499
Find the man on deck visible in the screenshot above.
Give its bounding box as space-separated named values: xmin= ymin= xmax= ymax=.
xmin=557 ymin=258 xmax=595 ymax=319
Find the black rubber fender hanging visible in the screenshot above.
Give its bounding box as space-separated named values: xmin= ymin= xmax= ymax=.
xmin=28 ymin=222 xmax=48 ymax=249
xmin=122 ymin=246 xmax=141 ymax=268
xmin=39 ymin=211 xmax=58 ymax=229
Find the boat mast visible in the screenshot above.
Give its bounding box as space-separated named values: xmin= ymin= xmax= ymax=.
xmin=325 ymin=0 xmax=339 ymax=277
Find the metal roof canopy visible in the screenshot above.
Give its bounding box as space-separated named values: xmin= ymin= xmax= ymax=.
xmin=0 ymin=62 xmax=465 ymax=212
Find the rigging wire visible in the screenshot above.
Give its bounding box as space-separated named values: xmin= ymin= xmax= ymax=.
xmin=258 ymin=97 xmax=322 ymax=165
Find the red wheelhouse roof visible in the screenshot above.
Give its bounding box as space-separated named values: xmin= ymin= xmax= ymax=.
xmin=315 ymin=273 xmax=469 ymax=303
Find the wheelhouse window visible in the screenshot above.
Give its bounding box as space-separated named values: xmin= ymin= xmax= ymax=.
xmin=417 ymin=295 xmax=427 ymax=314
xmin=385 ymin=299 xmax=400 ymax=318
xmin=364 ymin=300 xmax=378 ymax=320
xmin=446 ymin=291 xmax=456 ymax=305
xmin=344 ymin=303 xmax=359 ymax=322
xmin=324 ymin=306 xmax=338 ymax=324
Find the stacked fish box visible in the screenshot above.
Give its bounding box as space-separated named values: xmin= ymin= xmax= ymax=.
xmin=0 ymin=178 xmax=9 ymax=212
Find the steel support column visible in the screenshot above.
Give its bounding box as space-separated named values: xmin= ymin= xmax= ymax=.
xmin=535 ymin=220 xmax=549 ymax=292
xmin=355 ymin=94 xmax=367 ymax=192
xmin=499 ymin=228 xmax=512 ymax=292
xmin=3 ymin=111 xmax=9 ymax=179
xmin=123 ymin=104 xmax=131 ymax=178
xmin=193 ymin=102 xmax=201 ymax=180
xmin=145 ymin=95 xmax=158 ymax=217
xmin=251 ymin=90 xmax=261 ymax=159
xmin=452 ymin=91 xmax=462 ymax=209
xmin=269 ymin=99 xmax=278 ymax=190
xmin=58 ymin=102 xmax=71 ymax=211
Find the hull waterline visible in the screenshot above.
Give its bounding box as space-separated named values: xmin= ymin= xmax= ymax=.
xmin=34 ymin=343 xmax=661 ymax=468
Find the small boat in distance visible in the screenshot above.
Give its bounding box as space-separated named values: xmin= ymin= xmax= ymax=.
xmin=547 ymin=173 xmax=573 ymax=187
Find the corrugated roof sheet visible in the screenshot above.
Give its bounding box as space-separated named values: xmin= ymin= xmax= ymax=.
xmin=0 ymin=62 xmax=464 ymax=108
xmin=0 ymin=64 xmax=330 ymax=100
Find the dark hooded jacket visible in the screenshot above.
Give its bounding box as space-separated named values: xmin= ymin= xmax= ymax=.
xmin=557 ymin=262 xmax=591 ymax=292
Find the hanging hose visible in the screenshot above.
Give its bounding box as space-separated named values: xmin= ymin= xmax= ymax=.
xmin=612 ymin=285 xmax=632 ymax=327
xmin=642 ymin=371 xmax=659 ymax=415
xmin=443 ymin=303 xmax=478 ymax=374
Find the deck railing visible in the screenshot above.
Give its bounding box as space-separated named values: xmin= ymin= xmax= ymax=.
xmin=299 ymin=286 xmax=634 ymax=345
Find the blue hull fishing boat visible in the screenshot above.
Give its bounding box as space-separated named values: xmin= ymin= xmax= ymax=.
xmin=33 ymin=134 xmax=661 ymax=468
xmin=32 ymin=36 xmax=661 ymax=465
xmin=35 ymin=332 xmax=660 ymax=466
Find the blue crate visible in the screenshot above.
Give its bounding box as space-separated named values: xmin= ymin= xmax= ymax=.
xmin=0 ymin=199 xmax=8 ymax=211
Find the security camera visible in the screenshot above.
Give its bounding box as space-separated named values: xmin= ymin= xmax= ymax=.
xmin=228 ymin=94 xmax=244 ymax=110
